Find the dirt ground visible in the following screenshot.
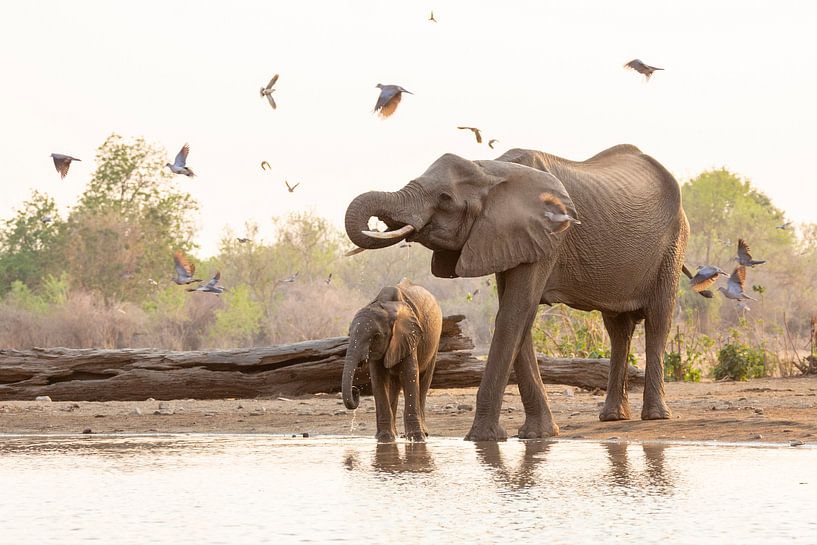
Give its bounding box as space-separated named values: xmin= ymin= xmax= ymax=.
xmin=1 ymin=377 xmax=816 ymax=444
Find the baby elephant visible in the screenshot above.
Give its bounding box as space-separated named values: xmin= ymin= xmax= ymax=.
xmin=342 ymin=278 xmax=442 ymax=443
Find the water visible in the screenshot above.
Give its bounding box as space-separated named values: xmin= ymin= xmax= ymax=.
xmin=1 ymin=435 xmax=815 ymax=545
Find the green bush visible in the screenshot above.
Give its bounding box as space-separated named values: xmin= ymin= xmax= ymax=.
xmin=663 ymin=351 xmax=702 ymax=382
xmin=714 ymin=342 xmax=766 ymax=381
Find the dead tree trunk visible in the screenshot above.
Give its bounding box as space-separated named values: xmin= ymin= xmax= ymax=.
xmin=0 ymin=315 xmax=643 ymax=401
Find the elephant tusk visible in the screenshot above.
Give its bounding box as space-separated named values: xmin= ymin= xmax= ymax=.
xmin=361 ymin=224 xmax=415 ymax=240
xmin=344 ymin=247 xmax=367 ymax=257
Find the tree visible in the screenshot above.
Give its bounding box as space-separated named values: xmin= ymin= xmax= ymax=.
xmin=0 ymin=191 xmax=63 ymax=292
xmin=63 ymin=134 xmax=199 ymax=302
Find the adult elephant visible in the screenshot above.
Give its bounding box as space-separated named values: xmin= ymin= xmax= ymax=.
xmin=344 ymin=145 xmax=689 ymax=441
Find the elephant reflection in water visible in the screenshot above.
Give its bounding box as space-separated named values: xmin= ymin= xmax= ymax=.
xmin=603 ymin=442 xmax=674 ymax=492
xmin=474 ymin=440 xmax=552 ymax=490
xmin=372 ymin=442 xmax=436 ymax=474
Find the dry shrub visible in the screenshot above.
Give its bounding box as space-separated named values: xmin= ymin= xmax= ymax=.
xmin=136 ymin=293 xmax=223 ymax=350
xmin=265 ymin=281 xmax=367 ymax=344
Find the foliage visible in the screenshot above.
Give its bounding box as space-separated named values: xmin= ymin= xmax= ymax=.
xmin=208 ymin=285 xmax=264 ymax=347
xmin=714 ymin=341 xmax=766 ymax=381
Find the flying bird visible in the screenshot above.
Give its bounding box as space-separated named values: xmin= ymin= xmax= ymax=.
xmin=166 ymin=144 xmax=195 ymax=177
xmin=285 ymin=180 xmax=300 ymax=193
xmin=718 ymin=266 xmax=757 ymax=302
xmin=236 ymin=237 xmax=250 ymax=243
xmin=488 ymin=139 xmax=499 ymax=149
xmin=187 ymin=271 xmax=226 ymax=295
xmin=260 ymin=74 xmax=279 ymax=109
xmin=282 ymin=272 xmax=299 ymax=283
xmin=373 ymin=84 xmax=413 ymax=118
xmin=540 ymin=192 xmax=581 ymax=234
xmin=690 ymin=265 xmax=728 ymax=294
xmin=623 ymin=59 xmax=664 ymax=81
xmin=776 ymin=221 xmax=792 ymax=230
xmin=172 ymin=251 xmax=202 ymax=285
xmin=457 ymin=126 xmax=482 ymax=144
xmin=736 ymin=238 xmax=766 ymax=267
xmin=429 ymin=10 xmax=437 ymax=22
xmin=50 ymin=153 xmax=81 ymax=179
xmin=41 ymin=215 xmax=53 ymax=224
xmin=261 ymin=161 xmax=271 ymax=171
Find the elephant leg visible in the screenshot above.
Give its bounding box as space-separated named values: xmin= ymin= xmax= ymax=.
xmin=369 ymin=363 xmax=396 ymax=443
xmin=466 ymin=263 xmax=549 ymax=442
xmin=388 ymin=376 xmax=401 ymax=423
xmin=400 ymin=355 xmax=425 ymax=442
xmin=515 ymin=330 xmax=559 ymax=438
xmin=642 ymin=308 xmax=672 ymax=420
xmin=599 ymin=312 xmax=637 ymax=421
xmin=417 ymin=358 xmax=437 ymax=437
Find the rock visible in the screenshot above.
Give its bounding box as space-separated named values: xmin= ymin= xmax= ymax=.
xmin=158 ymin=402 xmax=169 ymax=410
xmin=750 ymin=433 xmax=763 ymax=440
xmin=302 ymin=432 xmax=310 ymax=438
xmin=333 ymin=410 xmax=346 ymax=416
xmin=35 ymin=396 xmax=52 ymax=402
xmin=563 ymin=388 xmax=575 ymax=397
xmin=146 ymin=398 xmax=155 ymax=402
xmin=82 ymin=428 xmax=92 ymax=434
xmin=457 ymin=404 xmax=473 ymax=411
xmin=204 ymin=412 xmax=215 ymax=417
xmin=237 ymin=404 xmax=244 ymax=409
xmin=443 ymin=403 xmax=455 ymax=410
xmin=607 ymin=436 xmax=620 ymax=440
xmin=249 ymin=411 xmax=265 ymax=416
xmin=754 ymin=408 xmax=764 ymax=415
xmin=790 ymin=440 xmax=805 ymax=447
xmin=737 ymin=397 xmax=748 ymax=402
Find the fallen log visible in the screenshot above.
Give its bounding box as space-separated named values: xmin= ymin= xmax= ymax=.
xmin=0 ymin=315 xmax=643 ymax=401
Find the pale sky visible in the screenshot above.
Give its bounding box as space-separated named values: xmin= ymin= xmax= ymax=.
xmin=2 ymin=1 xmax=816 ymax=256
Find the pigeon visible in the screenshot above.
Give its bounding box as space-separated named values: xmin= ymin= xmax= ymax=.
xmin=428 ymin=10 xmax=437 ymax=22
xmin=326 ymin=273 xmax=333 ymax=285
xmin=260 ymin=74 xmax=279 ymax=109
xmin=690 ymin=265 xmax=728 ymax=293
xmin=776 ymin=221 xmax=792 ymax=230
xmin=282 ymin=272 xmax=299 ymax=283
xmin=540 ymin=192 xmax=580 ymax=234
xmin=457 ymin=126 xmax=482 ymax=144
xmin=718 ymin=266 xmax=757 ymax=302
xmin=285 ymin=180 xmax=300 ymax=193
xmin=261 ymin=161 xmax=271 ymax=171
xmin=623 ymin=59 xmax=664 ymax=80
xmin=166 ymin=144 xmax=195 ymax=177
xmin=736 ymin=238 xmax=766 ymax=267
xmin=187 ymin=271 xmax=226 ymax=294
xmin=50 ymin=153 xmax=81 ymax=179
xmin=41 ymin=215 xmax=53 ymax=224
xmin=373 ymin=84 xmax=412 ymax=118
xmin=172 ymin=251 xmax=202 ymax=285
xmin=487 ymin=139 xmax=499 ymax=149
xmin=236 ymin=237 xmax=250 ymax=243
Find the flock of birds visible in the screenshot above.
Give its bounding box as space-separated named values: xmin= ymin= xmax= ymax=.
xmin=688 ymin=238 xmax=767 ymax=312
xmin=43 ymin=11 xmax=672 ymax=299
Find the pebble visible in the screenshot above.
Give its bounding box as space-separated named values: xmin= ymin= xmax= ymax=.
xmin=790 ymin=440 xmax=805 ymax=447
xmin=443 ymin=404 xmax=455 ymax=410
xmin=333 ymin=410 xmax=346 ymax=416
xmin=204 ymin=412 xmax=215 ymax=417
xmin=457 ymin=404 xmax=473 ymax=411
xmin=563 ymin=388 xmax=575 ymax=397
xmin=607 ymin=436 xmax=620 ymax=440
xmin=750 ymin=433 xmax=763 ymax=440
xmin=35 ymin=396 xmax=52 ymax=402
xmin=754 ymin=408 xmax=764 ymax=415
xmin=82 ymin=428 xmax=92 ymax=434
xmin=277 ymin=397 xmax=295 ymax=402
xmin=302 ymin=432 xmax=310 ymax=438
xmin=146 ymin=398 xmax=155 ymax=402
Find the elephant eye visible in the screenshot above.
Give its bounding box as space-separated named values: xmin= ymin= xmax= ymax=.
xmin=438 ymin=192 xmax=453 ymax=207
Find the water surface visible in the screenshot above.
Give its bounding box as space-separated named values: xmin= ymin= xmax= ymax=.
xmin=1 ymin=435 xmax=814 ymax=544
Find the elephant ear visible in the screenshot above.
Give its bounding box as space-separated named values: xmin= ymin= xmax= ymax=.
xmin=456 ymin=161 xmax=577 ymax=278
xmin=382 ymin=301 xmax=422 ymax=368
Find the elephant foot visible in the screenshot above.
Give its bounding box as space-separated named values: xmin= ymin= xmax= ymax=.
xmin=599 ymin=402 xmax=631 ymax=422
xmin=517 ymin=415 xmax=559 ymax=439
xmin=406 ymin=430 xmax=426 ymax=443
xmin=465 ymin=421 xmax=508 ymax=442
xmin=641 ymin=400 xmax=671 ymax=420
xmin=376 ymin=430 xmax=397 ymax=443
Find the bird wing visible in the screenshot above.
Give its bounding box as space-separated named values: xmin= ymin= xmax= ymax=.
xmin=173 ymin=251 xmax=193 ymax=279
xmin=737 ymin=238 xmax=753 ymax=262
xmin=473 ymin=128 xmax=482 ymax=143
xmin=53 ymin=156 xmax=70 ymax=179
xmin=260 ymin=161 xmax=271 ymax=171
xmin=623 ymin=59 xmax=645 ymax=72
xmin=488 ymin=139 xmax=498 ymax=148
xmin=374 ymin=87 xmax=396 ymax=112
xmin=539 ymin=192 xmax=568 ymax=215
xmin=285 ymin=180 xmax=294 ymax=192
xmin=266 ymin=94 xmax=277 ymax=109
xmin=266 ymin=74 xmax=279 ymax=90
xmin=376 ymin=92 xmax=402 ymax=118
xmin=207 ymin=271 xmax=221 ymax=287
xmin=691 ymin=272 xmax=719 ymax=293
xmin=174 ymin=144 xmax=190 ymax=168
xmin=728 ymin=266 xmax=746 ymax=291
xmin=291 ymin=182 xmax=300 ymax=191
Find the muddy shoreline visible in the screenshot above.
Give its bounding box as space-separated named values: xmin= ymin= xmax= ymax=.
xmin=2 ymin=377 xmax=815 ymax=444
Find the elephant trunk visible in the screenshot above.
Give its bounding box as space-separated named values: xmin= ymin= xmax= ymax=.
xmin=342 ymin=347 xmax=364 ymax=410
xmin=344 ymin=190 xmax=415 ymax=249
